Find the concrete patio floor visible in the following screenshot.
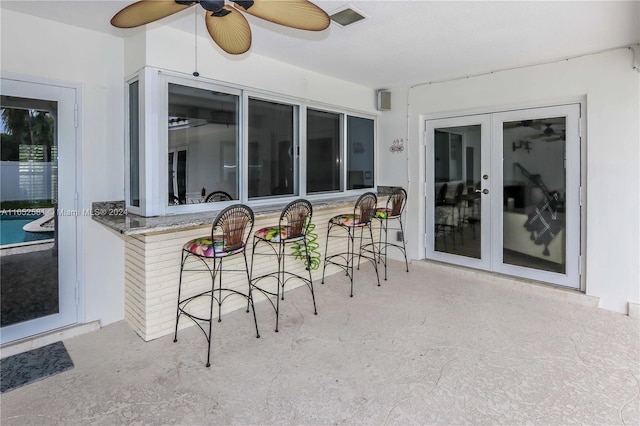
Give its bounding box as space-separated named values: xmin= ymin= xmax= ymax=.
xmin=1 ymin=260 xmax=639 ymax=425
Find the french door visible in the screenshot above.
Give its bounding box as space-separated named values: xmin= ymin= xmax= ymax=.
xmin=1 ymin=77 xmax=79 ymax=343
xmin=426 ymin=104 xmax=581 ymax=289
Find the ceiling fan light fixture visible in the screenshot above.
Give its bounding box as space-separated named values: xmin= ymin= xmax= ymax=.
xmin=330 ymin=7 xmax=366 ymax=27
xmin=111 ymin=0 xmax=329 ymax=55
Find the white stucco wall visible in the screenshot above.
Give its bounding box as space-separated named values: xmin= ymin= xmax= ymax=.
xmin=378 ymin=48 xmax=640 ymax=313
xmin=1 ymin=8 xmax=378 ymax=332
xmin=143 ymin=25 xmax=377 ymax=113
xmin=1 ymin=9 xmax=127 ymax=327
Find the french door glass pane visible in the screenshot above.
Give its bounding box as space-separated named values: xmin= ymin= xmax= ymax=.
xmin=433 ymin=125 xmax=482 ymax=259
xmin=502 ymin=117 xmax=566 ymax=274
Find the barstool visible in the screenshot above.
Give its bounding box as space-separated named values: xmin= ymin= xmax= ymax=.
xmin=322 ymin=192 xmax=380 ymax=297
xmin=173 ymin=204 xmax=259 ymax=367
xmin=250 ymin=199 xmax=317 ymax=332
xmin=372 ymin=187 xmax=409 ymax=280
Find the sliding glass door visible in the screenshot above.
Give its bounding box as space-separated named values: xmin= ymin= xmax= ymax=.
xmin=426 ymin=104 xmax=581 ymax=289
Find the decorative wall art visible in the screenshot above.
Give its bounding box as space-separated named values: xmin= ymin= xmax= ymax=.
xmin=389 ymin=138 xmax=404 ymax=153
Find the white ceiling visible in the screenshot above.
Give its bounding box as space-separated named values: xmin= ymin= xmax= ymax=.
xmin=2 ymin=1 xmax=639 ymax=88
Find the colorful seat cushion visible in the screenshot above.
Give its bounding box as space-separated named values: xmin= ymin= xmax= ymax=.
xmin=374 ymin=208 xmax=400 ymax=219
xmin=255 ymin=226 xmax=304 ymax=243
xmin=183 ymin=236 xmax=244 ymax=258
xmin=329 ymin=214 xmax=368 ymax=227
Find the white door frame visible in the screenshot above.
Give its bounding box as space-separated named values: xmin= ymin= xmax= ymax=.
xmin=1 ymin=74 xmax=83 ymax=344
xmin=491 ymin=104 xmax=581 ymax=288
xmin=425 ymin=103 xmax=582 ymax=290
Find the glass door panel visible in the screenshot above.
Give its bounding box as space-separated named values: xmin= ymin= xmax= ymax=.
xmin=426 ymin=115 xmax=491 ymax=270
xmin=1 ymin=80 xmax=78 ymax=344
xmin=492 ymin=105 xmax=581 ymax=288
xmin=501 ymin=117 xmax=567 ymax=274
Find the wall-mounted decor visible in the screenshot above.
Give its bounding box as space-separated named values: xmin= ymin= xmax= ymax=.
xmin=389 ymin=138 xmax=404 ymax=153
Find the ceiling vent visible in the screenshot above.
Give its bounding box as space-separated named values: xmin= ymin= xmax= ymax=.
xmin=330 ymin=6 xmax=366 ymax=27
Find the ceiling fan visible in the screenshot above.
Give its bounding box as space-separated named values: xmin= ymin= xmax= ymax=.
xmin=503 ymin=117 xmax=565 ymax=131
xmin=530 ymin=123 xmax=566 ymax=141
xmin=111 ymin=0 xmax=330 ymax=55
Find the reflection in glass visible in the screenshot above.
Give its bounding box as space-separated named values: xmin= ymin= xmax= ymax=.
xmin=248 ymin=98 xmax=295 ymax=198
xmin=129 ymin=80 xmax=140 ymax=207
xmin=502 ymin=117 xmax=566 ymax=274
xmin=167 ymin=84 xmax=239 ymax=205
xmin=433 ymin=125 xmax=481 ymax=259
xmin=347 ymin=116 xmax=374 ymax=190
xmin=307 ymin=109 xmax=341 ymax=193
xmin=0 ymin=99 xmax=59 ymax=326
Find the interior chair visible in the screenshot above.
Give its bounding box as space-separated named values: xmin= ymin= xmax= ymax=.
xmin=322 ymin=192 xmax=380 ymax=297
xmin=204 ymin=190 xmax=233 ymax=203
xmin=371 ymin=187 xmax=409 ymax=280
xmin=434 ymin=183 xmax=449 ymax=250
xmin=250 ymin=199 xmax=317 ymax=332
xmin=435 ymin=183 xmax=448 ymax=208
xmin=442 ymin=182 xmax=465 ymax=246
xmin=173 ymin=204 xmax=259 ymax=367
xmin=463 ymin=181 xmax=482 ymax=239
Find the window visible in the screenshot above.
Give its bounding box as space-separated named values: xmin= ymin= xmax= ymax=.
xmin=167 ymin=83 xmax=239 ymax=205
xmin=347 ymin=116 xmax=374 ymax=190
xmin=127 ymin=68 xmax=376 ymax=216
xmin=128 ymin=80 xmax=139 ymax=207
xmin=248 ymin=98 xmax=296 ymax=198
xmin=307 ymin=109 xmax=341 ymax=193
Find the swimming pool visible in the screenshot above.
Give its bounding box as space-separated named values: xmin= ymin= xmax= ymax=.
xmin=0 ymin=214 xmax=54 ymax=246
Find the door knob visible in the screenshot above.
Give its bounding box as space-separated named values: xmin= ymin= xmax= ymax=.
xmin=482 ymin=189 xmax=489 ymax=194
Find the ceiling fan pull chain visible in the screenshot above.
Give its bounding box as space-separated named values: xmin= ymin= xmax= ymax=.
xmin=193 ymin=5 xmax=199 ymax=77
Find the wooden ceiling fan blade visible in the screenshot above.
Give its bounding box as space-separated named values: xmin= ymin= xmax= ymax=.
xmin=205 ymin=6 xmax=252 ymax=55
xmin=234 ymin=0 xmax=329 ymax=31
xmin=111 ymin=0 xmax=195 ymax=28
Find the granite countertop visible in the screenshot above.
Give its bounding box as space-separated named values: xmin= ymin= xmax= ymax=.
xmin=93 ymin=196 xmax=361 ymax=236
xmin=92 ymin=187 xmax=400 ymax=236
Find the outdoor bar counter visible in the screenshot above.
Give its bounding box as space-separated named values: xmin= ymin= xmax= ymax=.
xmin=94 ymin=189 xmax=395 ymax=341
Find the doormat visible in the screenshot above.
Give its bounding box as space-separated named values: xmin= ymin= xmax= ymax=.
xmin=1 ymin=341 xmax=74 ymax=393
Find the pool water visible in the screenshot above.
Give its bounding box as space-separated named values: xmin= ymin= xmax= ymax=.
xmin=0 ymin=214 xmax=54 ymax=246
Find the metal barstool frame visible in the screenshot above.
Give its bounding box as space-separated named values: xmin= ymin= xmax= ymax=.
xmin=250 ymin=199 xmax=317 ymax=332
xmin=321 ymin=192 xmax=380 ymax=297
xmin=371 ymin=187 xmax=409 ymax=280
xmin=173 ymin=204 xmax=260 ymax=367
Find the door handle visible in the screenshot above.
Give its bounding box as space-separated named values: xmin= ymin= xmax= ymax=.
xmin=482 ymin=189 xmax=489 ymax=194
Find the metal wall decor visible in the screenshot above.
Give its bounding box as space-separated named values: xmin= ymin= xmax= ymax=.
xmin=389 ymin=138 xmax=404 ymax=153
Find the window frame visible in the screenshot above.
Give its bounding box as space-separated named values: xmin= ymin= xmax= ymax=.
xmin=243 ymin=91 xmax=301 ymax=205
xmin=126 ymin=67 xmax=377 ymax=216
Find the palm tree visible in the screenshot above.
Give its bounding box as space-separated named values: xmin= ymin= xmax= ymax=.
xmin=1 ymin=108 xmax=54 ymax=161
